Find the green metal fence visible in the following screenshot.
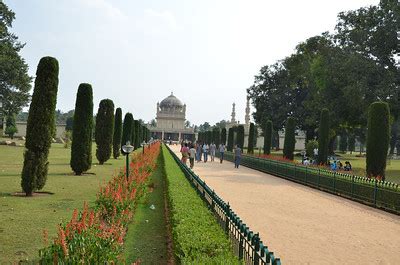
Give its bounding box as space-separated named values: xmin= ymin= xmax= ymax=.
xmin=165 ymin=144 xmax=281 ymax=265
xmin=218 ymin=152 xmax=400 ymax=215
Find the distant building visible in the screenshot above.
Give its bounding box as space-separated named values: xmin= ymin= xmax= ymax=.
xmin=225 ymin=98 xmax=306 ymax=150
xmin=2 ymin=121 xmax=67 ymax=139
xmin=148 ymin=93 xmax=195 ymax=141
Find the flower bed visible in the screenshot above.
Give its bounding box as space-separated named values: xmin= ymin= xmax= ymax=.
xmin=161 ymin=145 xmax=237 ymax=264
xmin=39 ymin=142 xmax=160 ymax=263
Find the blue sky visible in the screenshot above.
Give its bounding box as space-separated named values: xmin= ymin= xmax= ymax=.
xmin=7 ymin=0 xmax=378 ymax=125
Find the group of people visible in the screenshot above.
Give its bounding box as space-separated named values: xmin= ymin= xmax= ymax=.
xmin=329 ymin=160 xmax=352 ymax=171
xmin=180 ymin=141 xmax=242 ymax=169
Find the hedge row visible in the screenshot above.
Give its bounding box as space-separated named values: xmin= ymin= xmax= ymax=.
xmin=161 ymin=146 xmax=237 ymax=264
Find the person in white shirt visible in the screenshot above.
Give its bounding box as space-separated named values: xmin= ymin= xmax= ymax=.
xmin=189 ymin=144 xmax=196 ymax=169
xmin=203 ymin=143 xmax=209 ymax=162
xmin=209 ymin=143 xmax=216 ymax=162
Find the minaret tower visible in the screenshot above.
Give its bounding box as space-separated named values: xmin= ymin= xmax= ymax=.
xmin=231 ymin=103 xmax=236 ymax=123
xmin=245 ymin=97 xmax=250 ymax=128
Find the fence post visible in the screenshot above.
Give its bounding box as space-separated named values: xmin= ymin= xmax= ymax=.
xmin=225 ymin=203 xmax=230 ymax=235
xmin=373 ymin=179 xmax=377 ymax=206
xmin=318 ymin=168 xmax=321 ymax=188
xmin=333 ymin=171 xmax=336 ymax=192
xmin=211 ymin=190 xmax=215 ymax=211
xmin=294 ymin=164 xmax=296 ymax=179
xmin=239 ymin=233 xmax=244 ymax=261
xmin=253 ymin=233 xmax=260 ymax=265
xmin=351 ymin=175 xmax=354 ymax=198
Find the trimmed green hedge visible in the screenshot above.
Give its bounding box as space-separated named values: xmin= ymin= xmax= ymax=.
xmin=161 ymin=146 xmax=237 ymax=264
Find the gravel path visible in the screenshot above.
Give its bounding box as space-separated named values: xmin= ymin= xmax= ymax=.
xmin=171 ymin=145 xmax=400 ymax=264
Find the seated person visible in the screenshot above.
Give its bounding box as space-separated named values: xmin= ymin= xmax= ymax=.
xmin=344 ymin=161 xmax=352 ymax=171
xmin=331 ymin=161 xmax=337 ymax=171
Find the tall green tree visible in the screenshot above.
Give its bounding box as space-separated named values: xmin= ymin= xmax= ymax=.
xmin=121 ymin=113 xmax=133 ymax=153
xmin=112 ymin=108 xmax=122 ymax=159
xmin=264 ymin=120 xmax=273 ymax=155
xmin=5 ymin=114 xmax=17 ymax=139
xmin=0 ymin=2 xmax=32 ymax=118
xmin=366 ymin=102 xmax=390 ymax=180
xmin=227 ymin=127 xmax=234 ymax=151
xmin=237 ymin=125 xmax=245 ymax=149
xmin=283 ymin=117 xmax=296 ymax=160
xmin=221 ymin=128 xmax=227 ymax=145
xmin=247 ymin=123 xmax=255 ymax=154
xmin=21 ymin=57 xmax=59 ymax=196
xmin=70 ymin=84 xmax=93 ymax=175
xmin=212 ymin=127 xmax=220 ymax=146
xmin=339 ymin=132 xmax=348 ymax=153
xmin=317 ymin=109 xmax=330 ymax=165
xmin=133 ymin=119 xmax=140 ymax=150
xmin=95 ymin=99 xmax=114 ymax=165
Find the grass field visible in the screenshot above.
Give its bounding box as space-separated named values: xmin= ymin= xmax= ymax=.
xmin=249 ymin=148 xmax=400 ymax=184
xmin=0 ymin=137 xmax=126 ymax=263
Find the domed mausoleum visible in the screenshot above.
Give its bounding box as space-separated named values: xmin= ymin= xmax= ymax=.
xmin=148 ymin=93 xmax=195 ymax=141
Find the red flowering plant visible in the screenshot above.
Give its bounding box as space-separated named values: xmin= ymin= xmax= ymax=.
xmin=39 ymin=142 xmax=160 ymax=263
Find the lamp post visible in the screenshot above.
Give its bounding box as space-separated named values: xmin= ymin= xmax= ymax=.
xmin=122 ymin=141 xmax=134 ymax=180
xmin=141 ymin=141 xmax=147 ymax=154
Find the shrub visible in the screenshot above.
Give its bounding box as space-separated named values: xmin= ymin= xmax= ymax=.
xmin=264 ymin=120 xmax=272 ymax=155
xmin=5 ymin=114 xmax=18 ymax=139
xmin=283 ymin=117 xmax=296 ymax=160
xmin=317 ymin=109 xmax=330 ymax=165
xmin=366 ymin=101 xmax=390 ymax=179
xmin=95 ymin=99 xmax=114 ymax=164
xmin=121 ymin=113 xmax=133 ymax=150
xmin=247 ymin=123 xmax=255 ymax=154
xmin=227 ymin=127 xmax=234 ymax=151
xmin=21 ymin=57 xmax=59 ymax=196
xmin=70 ymin=83 xmax=93 ymax=175
xmin=161 ymin=146 xmax=237 ymax=263
xmin=113 ymin=108 xmax=123 ymax=159
xmin=221 ymin=128 xmax=227 ymax=145
xmin=306 ymin=140 xmax=318 ymax=157
xmin=236 ymin=125 xmax=245 ymax=149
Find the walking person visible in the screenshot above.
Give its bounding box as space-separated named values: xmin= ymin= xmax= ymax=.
xmin=234 ymin=144 xmax=242 ymax=168
xmin=196 ymin=143 xmax=201 ymax=162
xmin=219 ymin=143 xmax=226 ymax=163
xmin=181 ymin=143 xmax=189 ymax=165
xmin=189 ymin=144 xmax=196 ymax=169
xmin=210 ymin=142 xmax=216 ymax=162
xmin=203 ymin=143 xmax=209 ymax=162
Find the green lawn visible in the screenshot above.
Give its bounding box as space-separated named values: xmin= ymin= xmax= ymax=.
xmin=249 ymin=148 xmax=400 ymax=184
xmin=123 ymin=155 xmax=170 ymax=264
xmin=0 ymin=138 xmax=126 ymax=263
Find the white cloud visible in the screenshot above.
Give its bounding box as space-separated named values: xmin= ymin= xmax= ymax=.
xmin=80 ymin=0 xmax=127 ymax=21
xmin=136 ymin=9 xmax=182 ymax=36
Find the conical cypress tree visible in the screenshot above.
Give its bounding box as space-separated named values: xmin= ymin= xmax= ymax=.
xmin=227 ymin=128 xmax=234 ymax=151
xmin=317 ymin=109 xmax=330 ymax=165
xmin=113 ymin=108 xmax=122 ymax=159
xmin=133 ymin=119 xmax=140 ymax=150
xmin=248 ymin=123 xmax=255 ymax=154
xmin=213 ymin=127 xmax=220 ymax=146
xmin=237 ymin=125 xmax=245 ymax=149
xmin=283 ymin=117 xmax=296 ymax=160
xmin=366 ymin=102 xmax=390 ymax=179
xmin=21 ymin=57 xmax=59 ymax=196
xmin=95 ymin=99 xmax=114 ymax=164
xmin=264 ymin=120 xmax=272 ymax=155
xmin=121 ymin=113 xmax=133 ymax=153
xmin=221 ymin=128 xmax=227 ymax=145
xmin=70 ymin=83 xmax=93 ymax=175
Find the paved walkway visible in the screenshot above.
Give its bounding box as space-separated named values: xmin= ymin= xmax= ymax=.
xmin=170 ymin=145 xmax=400 ymax=264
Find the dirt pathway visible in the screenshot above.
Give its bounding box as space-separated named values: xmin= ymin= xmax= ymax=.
xmin=170 ymin=145 xmax=400 ymax=264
